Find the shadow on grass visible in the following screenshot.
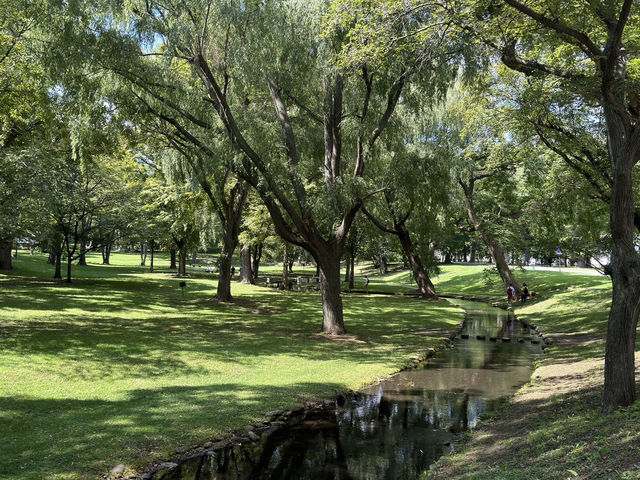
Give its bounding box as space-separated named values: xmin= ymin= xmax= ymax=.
xmin=0 ymin=256 xmax=461 ymax=479
xmin=0 ymin=381 xmax=345 ymax=480
xmin=432 ymin=365 xmax=640 ymax=480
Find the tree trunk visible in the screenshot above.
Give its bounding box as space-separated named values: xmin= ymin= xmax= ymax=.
xmin=480 ymin=229 xmax=521 ymax=294
xmin=317 ymin=250 xmax=346 ymax=335
xmin=102 ymin=244 xmax=112 ymax=265
xmin=140 ymin=243 xmax=147 ymax=266
xmin=78 ymin=241 xmax=87 ymax=266
xmin=48 ymin=248 xmax=56 ymax=265
xmin=602 ymin=114 xmax=640 ymax=414
xmin=251 ymin=243 xmax=262 ymax=281
xmin=217 ymin=245 xmax=233 ymax=300
xmin=470 ymin=246 xmax=476 ymax=263
xmin=444 ymin=249 xmax=452 ymax=264
xmin=191 ymin=251 xmax=197 ymax=265
xmin=240 ymin=246 xmax=253 ymax=284
xmin=54 ymin=249 xmax=62 ymax=279
xmin=216 ymin=220 xmax=240 ymax=301
xmin=178 ymin=247 xmax=187 ymax=277
xmin=0 ymin=236 xmax=13 ymax=270
xmin=397 ymin=226 xmax=437 ymax=299
xmin=461 ymin=179 xmax=521 ymax=295
xmin=344 ymin=259 xmax=350 ymax=284
xmin=378 ymin=254 xmax=388 ymax=275
xmin=149 ymin=239 xmax=155 ymax=273
xmin=66 ymin=255 xmax=73 ymax=283
xmin=169 ymin=248 xmax=177 ymax=270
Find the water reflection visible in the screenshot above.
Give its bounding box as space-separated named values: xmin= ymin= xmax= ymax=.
xmin=160 ymin=301 xmax=541 ymax=480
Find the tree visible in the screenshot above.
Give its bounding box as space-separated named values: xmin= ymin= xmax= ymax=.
xmin=361 ymin=105 xmax=450 ymax=298
xmin=79 ymin=0 xmax=458 ymax=333
xmin=239 ymin=195 xmax=275 ymax=283
xmin=0 ymin=0 xmax=52 ymax=269
xmin=430 ymin=86 xmax=526 ymax=293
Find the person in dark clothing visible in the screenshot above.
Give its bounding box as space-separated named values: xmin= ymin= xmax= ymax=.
xmin=521 ymin=283 xmax=529 ymax=303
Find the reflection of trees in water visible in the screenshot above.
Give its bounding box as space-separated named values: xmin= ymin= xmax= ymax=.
xmin=186 ymin=306 xmax=536 ymax=480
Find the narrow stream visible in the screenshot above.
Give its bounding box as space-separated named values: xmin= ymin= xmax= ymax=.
xmin=152 ymin=301 xmax=542 ymax=480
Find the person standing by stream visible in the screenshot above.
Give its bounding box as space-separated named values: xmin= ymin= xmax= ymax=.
xmin=521 ymin=283 xmax=529 ymax=303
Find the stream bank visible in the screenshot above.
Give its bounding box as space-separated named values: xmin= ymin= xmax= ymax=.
xmin=120 ymin=300 xmax=542 ymax=480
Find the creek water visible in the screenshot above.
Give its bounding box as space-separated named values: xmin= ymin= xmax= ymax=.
xmin=153 ymin=300 xmax=542 ymax=480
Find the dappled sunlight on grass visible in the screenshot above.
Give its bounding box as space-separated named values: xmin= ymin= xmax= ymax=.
xmin=1 ymin=254 xmax=462 ymax=479
xmin=431 ymin=358 xmax=640 ymax=480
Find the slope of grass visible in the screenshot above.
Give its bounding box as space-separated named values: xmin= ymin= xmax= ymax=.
xmin=426 ymin=265 xmax=640 ymax=480
xmin=0 ymin=254 xmax=461 ymax=480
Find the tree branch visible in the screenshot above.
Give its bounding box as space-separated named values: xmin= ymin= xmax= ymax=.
xmin=502 ymin=0 xmax=602 ymax=59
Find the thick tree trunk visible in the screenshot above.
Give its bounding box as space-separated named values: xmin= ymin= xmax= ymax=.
xmin=470 ymin=246 xmax=476 ymax=263
xmin=0 ymin=236 xmax=13 ymax=270
xmin=102 ymin=244 xmax=112 ymax=265
xmin=78 ymin=241 xmax=87 ymax=266
xmin=178 ymin=248 xmax=187 ymax=277
xmin=240 ymin=246 xmax=253 ymax=284
xmin=251 ymin=244 xmax=262 ymax=281
xmin=215 ymin=203 xmax=245 ymax=301
xmin=378 ymin=254 xmax=388 ymax=275
xmin=317 ymin=251 xmax=346 ymax=335
xmin=48 ymin=248 xmax=56 ymax=265
xmin=169 ymin=248 xmax=177 ymax=270
xmin=397 ymin=226 xmax=437 ymax=299
xmin=216 ymin=223 xmax=240 ymax=301
xmin=217 ymin=245 xmax=232 ymax=300
xmin=602 ymin=115 xmax=640 ymax=414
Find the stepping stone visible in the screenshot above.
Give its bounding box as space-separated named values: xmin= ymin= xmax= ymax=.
xmin=460 ymin=334 xmax=469 ymax=339
xmin=476 ymin=335 xmax=486 ymax=340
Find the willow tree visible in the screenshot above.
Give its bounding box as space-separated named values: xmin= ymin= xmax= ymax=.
xmin=81 ymin=0 xmax=458 ymax=334
xmin=427 ymin=86 xmax=526 ymax=294
xmin=361 ymin=96 xmax=452 ymax=299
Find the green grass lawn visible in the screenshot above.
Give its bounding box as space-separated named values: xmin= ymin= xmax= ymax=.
xmin=0 ymin=253 xmax=461 ymax=480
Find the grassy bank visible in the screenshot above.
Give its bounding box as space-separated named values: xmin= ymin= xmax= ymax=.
xmin=0 ymin=254 xmax=460 ymax=480
xmin=426 ymin=265 xmax=640 ymax=480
